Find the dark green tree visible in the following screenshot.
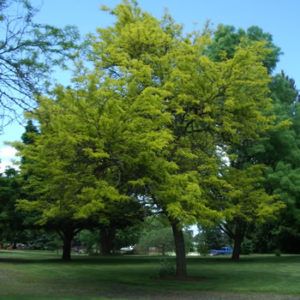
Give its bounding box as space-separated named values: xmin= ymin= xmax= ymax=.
xmin=206 ymin=25 xmax=289 ymax=260
xmin=0 ymin=167 xmax=25 ymax=248
xmin=253 ymin=73 xmax=300 ymax=253
xmin=21 ymin=120 xmax=39 ymax=146
xmin=137 ymin=216 xmax=193 ymax=256
xmin=207 ymin=25 xmax=281 ymax=73
xmin=196 ymin=225 xmax=229 ymax=251
xmin=98 ymin=199 xmax=145 ymax=255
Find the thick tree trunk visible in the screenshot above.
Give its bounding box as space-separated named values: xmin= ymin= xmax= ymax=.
xmin=62 ymin=229 xmax=74 ymax=261
xmin=171 ymin=221 xmax=187 ymax=278
xmin=232 ymin=235 xmax=243 ymax=261
xmin=12 ymin=241 xmax=17 ymax=249
xmin=100 ymin=228 xmax=116 ymax=255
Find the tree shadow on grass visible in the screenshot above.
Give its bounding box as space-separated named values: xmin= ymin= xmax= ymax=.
xmin=0 ymin=252 xmax=170 ymax=265
xmin=187 ymin=254 xmax=300 ymax=264
xmin=1 ymin=252 xmax=299 ymax=267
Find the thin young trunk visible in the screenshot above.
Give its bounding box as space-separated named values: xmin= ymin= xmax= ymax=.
xmin=100 ymin=227 xmax=116 ymax=255
xmin=171 ymin=221 xmax=187 ymax=278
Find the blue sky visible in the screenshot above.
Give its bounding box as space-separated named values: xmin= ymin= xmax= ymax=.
xmin=1 ymin=0 xmax=300 ymax=171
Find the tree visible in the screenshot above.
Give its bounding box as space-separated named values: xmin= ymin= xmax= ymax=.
xmin=252 ymin=73 xmax=300 ymax=253
xmin=98 ymin=199 xmax=144 ymax=255
xmin=0 ymin=167 xmax=24 ymax=247
xmin=137 ymin=216 xmax=193 ymax=256
xmin=76 ymin=229 xmax=100 ymax=254
xmin=113 ymin=223 xmax=142 ymax=253
xmin=220 ymin=71 xmax=300 ymax=255
xmin=207 ymin=24 xmax=281 ymax=73
xmin=21 ymin=120 xmax=39 ymax=146
xmin=90 ymin=1 xmax=275 ymax=278
xmin=207 ymin=25 xmax=295 ymax=259
xmin=15 ymin=1 xmax=276 ymax=273
xmin=14 ymin=52 xmax=172 ymax=261
xmin=219 ymin=165 xmax=284 ymax=261
xmin=196 ymin=225 xmax=229 ymax=253
xmin=137 ymin=217 xmax=175 ymax=256
xmin=149 ymin=32 xmax=274 ymax=274
xmin=0 ymin=0 xmax=79 ymax=129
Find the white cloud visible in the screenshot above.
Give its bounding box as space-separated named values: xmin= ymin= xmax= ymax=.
xmin=0 ymin=146 xmax=19 ymax=173
xmin=0 ymin=146 xmax=17 ymax=159
xmin=0 ymin=161 xmax=18 ymax=173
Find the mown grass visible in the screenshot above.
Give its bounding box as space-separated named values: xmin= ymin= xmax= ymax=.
xmin=0 ymin=250 xmax=299 ymax=300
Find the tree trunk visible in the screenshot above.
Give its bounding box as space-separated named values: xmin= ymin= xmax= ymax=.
xmin=232 ymin=235 xmax=243 ymax=261
xmin=231 ymin=220 xmax=246 ymax=262
xmin=62 ymin=229 xmax=74 ymax=261
xmin=12 ymin=241 xmax=17 ymax=249
xmin=100 ymin=227 xmax=116 ymax=255
xmin=171 ymin=221 xmax=187 ymax=278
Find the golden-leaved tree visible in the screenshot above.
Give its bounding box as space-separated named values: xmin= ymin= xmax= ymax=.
xmin=88 ymin=1 xmax=275 ymax=277
xmin=16 ymin=1 xmax=277 ymax=276
xmin=14 ymin=68 xmax=172 ymax=260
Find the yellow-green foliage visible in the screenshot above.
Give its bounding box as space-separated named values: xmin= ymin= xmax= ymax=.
xmin=221 ymin=165 xmax=285 ymax=223
xmin=86 ymin=1 xmax=276 ymax=229
xmin=15 ymin=70 xmax=172 ymax=225
xmin=15 ymin=1 xmax=277 ymax=229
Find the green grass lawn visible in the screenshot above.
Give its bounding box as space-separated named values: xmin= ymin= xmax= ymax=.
xmin=0 ymin=250 xmax=299 ymax=300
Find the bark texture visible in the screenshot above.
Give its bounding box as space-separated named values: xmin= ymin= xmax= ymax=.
xmin=231 ymin=219 xmax=246 ymax=261
xmin=100 ymin=227 xmax=116 ymax=255
xmin=62 ymin=229 xmax=74 ymax=261
xmin=171 ymin=221 xmax=187 ymax=278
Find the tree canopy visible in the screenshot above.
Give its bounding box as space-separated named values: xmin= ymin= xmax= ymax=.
xmin=6 ymin=0 xmax=300 ymax=278
xmin=0 ymin=0 xmax=80 ymax=129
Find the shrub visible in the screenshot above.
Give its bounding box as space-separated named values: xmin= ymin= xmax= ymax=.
xmin=197 ymin=243 xmax=209 ymax=256
xmin=158 ymin=258 xmax=175 ymax=278
xmin=274 ymin=249 xmax=281 ymax=257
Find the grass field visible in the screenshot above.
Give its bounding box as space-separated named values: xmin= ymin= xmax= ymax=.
xmin=0 ymin=250 xmax=299 ymax=300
